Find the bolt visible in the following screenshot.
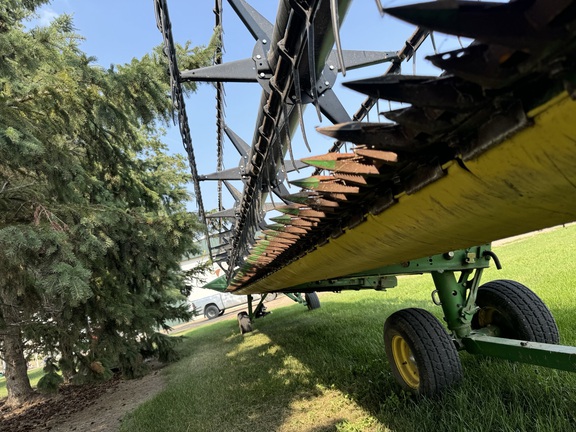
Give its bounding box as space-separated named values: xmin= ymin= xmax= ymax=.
xmin=443 ymin=251 xmax=455 ymax=260
xmin=324 ymin=80 xmax=330 ymax=86
xmin=329 ymin=65 xmax=335 ymax=70
xmin=256 ymin=54 xmax=261 ymax=60
xmin=262 ymin=39 xmax=267 ymax=44
xmin=259 ymin=72 xmax=266 ymax=78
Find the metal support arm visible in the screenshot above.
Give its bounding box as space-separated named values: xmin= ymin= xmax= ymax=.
xmin=463 ymin=334 xmax=576 ymax=373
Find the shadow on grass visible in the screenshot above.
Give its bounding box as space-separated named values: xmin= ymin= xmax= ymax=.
xmin=251 ymin=292 xmax=576 ymax=432
xmin=122 ymin=288 xmax=576 ymax=432
xmin=135 ymin=227 xmax=576 ymax=432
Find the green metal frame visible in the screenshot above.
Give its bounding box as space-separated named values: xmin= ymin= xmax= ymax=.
xmin=424 ymin=246 xmax=576 ymax=373
xmin=289 ymin=275 xmax=398 ymax=291
xmin=284 ymin=293 xmax=305 ymax=304
xmin=242 ymin=243 xmax=576 ymax=373
xmin=462 ymin=333 xmax=576 ymax=372
xmin=246 ymin=293 xmax=271 ymax=321
xmin=283 ymin=243 xmax=576 ymax=373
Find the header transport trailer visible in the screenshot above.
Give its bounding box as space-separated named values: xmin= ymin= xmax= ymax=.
xmin=155 ymin=0 xmax=576 ymax=396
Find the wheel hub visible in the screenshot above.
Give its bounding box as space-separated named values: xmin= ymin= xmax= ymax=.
xmin=391 ymin=335 xmax=419 ymax=389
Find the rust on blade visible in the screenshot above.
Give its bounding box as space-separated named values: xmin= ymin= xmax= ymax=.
xmin=297 ymin=215 xmax=322 ymax=223
xmin=276 ymin=203 xmax=305 ymax=216
xmin=259 ymin=232 xmax=283 ymax=241
xmin=311 ymin=197 xmax=341 ymax=208
xmin=304 ymin=152 xmax=356 ymax=161
xmin=312 ymin=180 xmax=360 ymax=194
xmin=298 ymin=209 xmax=326 ymax=218
xmin=265 ymin=234 xmax=296 ymax=243
xmin=323 ymin=193 xmax=350 ymax=201
xmin=354 ymin=148 xmax=399 ymax=163
xmin=334 ymin=160 xmax=379 ymax=174
xmin=290 ymin=175 xmax=337 ymax=188
xmin=255 ymin=259 xmax=274 ymax=266
xmin=268 ymin=238 xmax=296 ymax=247
xmin=290 ymin=218 xmax=317 ymax=228
xmin=282 ymin=192 xmax=319 ymax=205
xmin=270 ymin=215 xmax=294 ymax=225
xmin=334 ymin=173 xmax=369 ymax=185
xmin=263 ymin=231 xmax=301 ymax=240
xmin=303 ymin=153 xmax=379 ymax=174
xmin=284 ymin=225 xmax=309 ymax=234
xmin=291 ymin=176 xmax=361 ymax=193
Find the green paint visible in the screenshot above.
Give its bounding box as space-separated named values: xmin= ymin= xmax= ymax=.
xmin=463 ymin=334 xmax=576 ymax=372
xmin=282 ymin=193 xmax=311 ymax=204
xmin=270 ymin=215 xmax=292 ymax=224
xmin=290 ymin=177 xmax=320 ymax=189
xmin=302 ymin=159 xmax=336 ymax=170
xmin=432 ymin=270 xmax=472 ymax=338
xmin=202 ymin=275 xmax=228 ymax=292
xmin=291 ymin=275 xmax=397 ymax=291
xmin=266 ymin=224 xmax=287 ymax=232
xmin=277 ymin=206 xmax=301 ymax=215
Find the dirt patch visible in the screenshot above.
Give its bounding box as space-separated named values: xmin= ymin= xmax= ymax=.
xmin=0 ymin=364 xmax=165 ymax=432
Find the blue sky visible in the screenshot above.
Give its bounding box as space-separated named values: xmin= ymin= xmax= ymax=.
xmin=33 ymin=1 xmax=463 ymax=212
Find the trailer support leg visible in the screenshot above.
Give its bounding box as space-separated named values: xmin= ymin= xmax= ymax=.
xmin=431 ymin=269 xmax=483 ymax=339
xmin=247 ymin=294 xmax=254 ymax=319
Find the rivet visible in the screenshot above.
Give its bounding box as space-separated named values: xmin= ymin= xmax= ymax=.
xmin=324 ymin=81 xmax=330 ymax=86
xmin=256 ymin=54 xmax=261 ymax=59
xmin=262 ymin=39 xmax=268 ymax=44
xmin=329 ymin=65 xmax=335 ymax=70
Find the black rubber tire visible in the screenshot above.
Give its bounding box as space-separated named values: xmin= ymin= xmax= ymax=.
xmin=204 ymin=304 xmax=220 ymax=320
xmin=305 ymin=292 xmax=321 ymax=310
xmin=471 ymin=279 xmax=559 ymax=344
xmin=384 ymin=308 xmax=463 ymax=397
xmin=238 ymin=312 xmax=253 ymax=334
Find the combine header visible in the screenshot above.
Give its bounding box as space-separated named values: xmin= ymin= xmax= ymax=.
xmin=155 ymin=0 xmax=576 ymax=395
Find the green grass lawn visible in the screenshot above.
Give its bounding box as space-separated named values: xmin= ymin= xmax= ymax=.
xmin=122 ymin=225 xmax=576 ymax=432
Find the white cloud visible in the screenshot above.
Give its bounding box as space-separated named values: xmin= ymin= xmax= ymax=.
xmin=38 ymin=8 xmax=60 ymax=26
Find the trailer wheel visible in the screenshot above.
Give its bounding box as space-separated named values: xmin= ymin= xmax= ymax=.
xmin=384 ymin=308 xmax=462 ymax=396
xmin=204 ymin=305 xmax=220 ymax=320
xmin=264 ymin=293 xmax=278 ymax=302
xmin=238 ymin=312 xmax=253 ymax=334
xmin=472 ymin=279 xmax=559 ymax=344
xmin=305 ymin=292 xmax=321 ymax=310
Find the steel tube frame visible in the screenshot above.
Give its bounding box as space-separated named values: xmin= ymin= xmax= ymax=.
xmin=462 ymin=334 xmax=576 ymax=373
xmin=244 ymin=243 xmax=576 ymax=374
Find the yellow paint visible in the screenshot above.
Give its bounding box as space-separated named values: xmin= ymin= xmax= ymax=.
xmin=232 ymin=93 xmax=576 ymax=294
xmin=391 ymin=335 xmax=420 ymax=389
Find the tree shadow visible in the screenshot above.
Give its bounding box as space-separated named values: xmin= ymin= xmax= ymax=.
xmin=251 ymin=293 xmax=576 ymax=432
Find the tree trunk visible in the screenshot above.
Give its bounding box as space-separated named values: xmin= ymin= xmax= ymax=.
xmin=0 ymin=286 xmax=34 ymax=407
xmin=58 ymin=331 xmax=76 ymax=383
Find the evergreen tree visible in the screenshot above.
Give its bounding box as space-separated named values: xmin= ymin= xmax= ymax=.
xmin=0 ymin=1 xmax=213 ymax=406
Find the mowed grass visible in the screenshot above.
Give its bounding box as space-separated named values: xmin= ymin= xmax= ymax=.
xmin=121 ymin=225 xmax=576 ymax=432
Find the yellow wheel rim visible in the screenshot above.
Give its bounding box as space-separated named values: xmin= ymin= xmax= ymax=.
xmin=391 ymin=335 xmax=419 ymax=389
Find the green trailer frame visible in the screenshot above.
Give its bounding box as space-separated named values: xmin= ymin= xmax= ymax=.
xmin=238 ymin=244 xmax=576 ymax=395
